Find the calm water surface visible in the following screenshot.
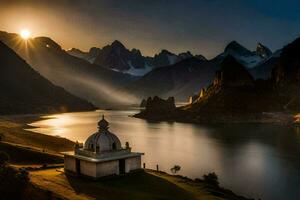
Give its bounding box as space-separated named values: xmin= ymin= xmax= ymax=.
xmin=27 ymin=110 xmax=300 ymax=200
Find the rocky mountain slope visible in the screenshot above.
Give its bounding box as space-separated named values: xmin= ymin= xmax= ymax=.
xmin=0 ymin=30 xmax=279 ymax=108
xmin=216 ymin=41 xmax=273 ymax=68
xmin=126 ymin=41 xmax=275 ymax=102
xmin=69 ymin=40 xmax=274 ymax=78
xmin=67 ymin=40 xmax=206 ymax=76
xmin=185 ymin=56 xmax=281 ymax=115
xmin=0 ymin=41 xmax=95 ymax=114
xmin=127 ymin=57 xmax=219 ymax=101
xmin=134 ymin=37 xmax=300 ymax=123
xmin=272 ymin=37 xmax=300 ymax=111
xmin=0 ymin=31 xmax=138 ymax=107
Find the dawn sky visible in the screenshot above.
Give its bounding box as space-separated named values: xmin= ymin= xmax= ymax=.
xmin=0 ymin=0 xmax=299 ymax=58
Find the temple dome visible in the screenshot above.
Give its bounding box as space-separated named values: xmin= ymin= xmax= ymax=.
xmin=84 ymin=115 xmax=122 ymax=153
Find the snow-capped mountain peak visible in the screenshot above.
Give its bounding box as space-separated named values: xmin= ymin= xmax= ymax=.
xmin=256 ymin=43 xmax=272 ymax=59
xmin=222 ymin=41 xmax=272 ymax=68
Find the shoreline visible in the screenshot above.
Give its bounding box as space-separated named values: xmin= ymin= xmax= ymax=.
xmin=0 ymin=114 xmax=75 ymax=154
xmin=0 ymin=112 xmax=255 ymax=199
xmin=134 ymin=111 xmax=298 ymax=125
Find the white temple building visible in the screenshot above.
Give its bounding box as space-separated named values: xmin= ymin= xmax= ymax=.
xmin=63 ymin=115 xmax=144 ymax=178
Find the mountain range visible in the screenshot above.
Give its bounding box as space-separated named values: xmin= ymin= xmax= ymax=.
xmin=0 ymin=31 xmax=138 ymax=107
xmin=67 ymin=39 xmax=274 ymax=77
xmin=126 ymin=57 xmax=219 ymax=101
xmin=67 ymin=38 xmax=277 ymax=101
xmin=135 ymin=37 xmax=300 ymax=122
xmin=0 ymin=41 xmax=94 ymax=114
xmin=0 ymin=30 xmax=281 ymax=108
xmin=125 ymin=40 xmax=276 ymax=101
xmin=67 ymin=40 xmax=206 ymax=76
xmin=217 ymin=41 xmax=272 ymax=68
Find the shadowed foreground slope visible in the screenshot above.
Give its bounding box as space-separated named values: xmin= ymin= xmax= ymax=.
xmin=0 ymin=41 xmax=95 ymax=114
xmin=30 ymin=169 xmax=252 ymax=200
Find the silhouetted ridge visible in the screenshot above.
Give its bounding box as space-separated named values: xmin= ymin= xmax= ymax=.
xmin=214 ymin=56 xmax=254 ymax=88
xmin=128 ymin=57 xmax=218 ymax=101
xmin=273 ymin=37 xmax=300 ymax=85
xmin=271 ymin=37 xmax=300 ymax=110
xmin=224 ymin=41 xmax=252 ymax=55
xmin=0 ymin=41 xmax=95 ymax=114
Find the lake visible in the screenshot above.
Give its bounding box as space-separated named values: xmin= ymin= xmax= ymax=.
xmin=27 ymin=109 xmax=300 ymax=200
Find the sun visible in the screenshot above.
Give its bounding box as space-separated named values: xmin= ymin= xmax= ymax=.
xmin=20 ymin=29 xmax=31 ymax=40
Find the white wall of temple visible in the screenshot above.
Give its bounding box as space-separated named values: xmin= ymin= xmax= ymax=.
xmin=80 ymin=160 xmax=97 ymax=177
xmin=96 ymin=160 xmax=119 ymax=177
xmin=64 ymin=156 xmax=76 ymax=172
xmin=125 ymin=156 xmax=141 ymax=173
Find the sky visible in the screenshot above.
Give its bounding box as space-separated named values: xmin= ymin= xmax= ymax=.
xmin=0 ymin=0 xmax=299 ymax=58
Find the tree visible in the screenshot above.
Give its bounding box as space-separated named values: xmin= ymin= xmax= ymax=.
xmin=170 ymin=165 xmax=181 ymax=174
xmin=203 ymin=172 xmax=219 ymax=187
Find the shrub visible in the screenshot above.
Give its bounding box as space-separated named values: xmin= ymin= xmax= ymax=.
xmin=203 ymin=172 xmax=219 ymax=187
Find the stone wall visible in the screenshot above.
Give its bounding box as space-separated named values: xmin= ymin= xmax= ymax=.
xmin=96 ymin=160 xmax=119 ymax=177
xmin=80 ymin=160 xmax=97 ymax=177
xmin=125 ymin=156 xmax=141 ymax=173
xmin=64 ymin=156 xmax=76 ymax=172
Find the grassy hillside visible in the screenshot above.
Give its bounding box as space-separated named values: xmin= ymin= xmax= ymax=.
xmin=30 ymin=169 xmax=252 ymax=200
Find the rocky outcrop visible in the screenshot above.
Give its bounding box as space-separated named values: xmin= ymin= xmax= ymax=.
xmin=256 ymin=43 xmax=272 ymax=59
xmin=188 ymin=56 xmax=281 ymax=115
xmin=146 ymin=96 xmax=176 ymax=111
xmin=134 ymin=96 xmax=177 ymax=120
xmin=189 ymin=94 xmax=199 ymax=104
xmin=140 ymin=99 xmax=147 ymax=107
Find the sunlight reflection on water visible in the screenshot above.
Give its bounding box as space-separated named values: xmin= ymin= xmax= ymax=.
xmin=27 ymin=110 xmax=300 ymax=200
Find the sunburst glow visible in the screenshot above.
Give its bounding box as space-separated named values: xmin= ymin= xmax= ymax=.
xmin=20 ymin=29 xmax=31 ymax=39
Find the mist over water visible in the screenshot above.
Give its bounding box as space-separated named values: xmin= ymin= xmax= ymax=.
xmin=28 ymin=110 xmax=300 ymax=200
xmin=4 ymin=37 xmax=140 ymax=107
